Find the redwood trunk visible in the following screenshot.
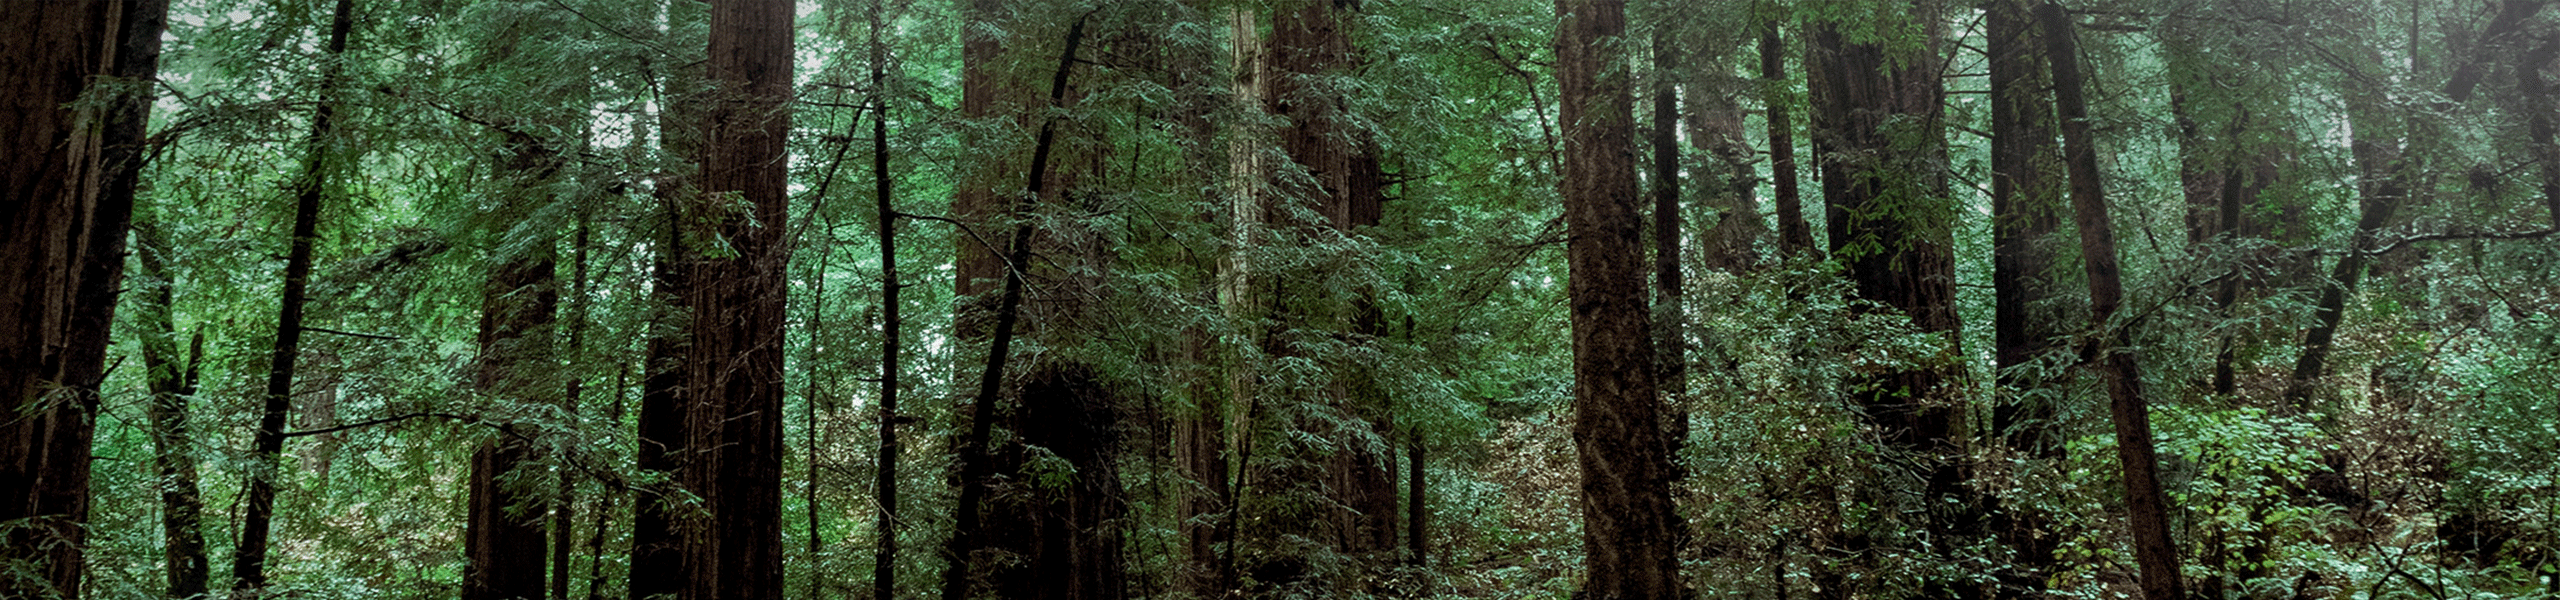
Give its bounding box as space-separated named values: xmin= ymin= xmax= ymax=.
xmin=1986 ymin=1 xmax=2065 ymax=594
xmin=1760 ymin=25 xmax=1812 ymax=258
xmin=2040 ymin=5 xmax=2185 ymax=599
xmin=1556 ymin=1 xmax=1682 ymax=597
xmin=681 ymin=0 xmax=793 ymax=597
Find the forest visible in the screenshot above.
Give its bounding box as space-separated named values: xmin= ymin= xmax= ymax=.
xmin=4 ymin=0 xmax=2558 ymax=599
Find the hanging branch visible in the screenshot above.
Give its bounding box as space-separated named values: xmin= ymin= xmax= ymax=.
xmin=939 ymin=12 xmax=1091 ymax=600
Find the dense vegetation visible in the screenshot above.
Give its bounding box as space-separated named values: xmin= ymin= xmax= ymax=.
xmin=6 ymin=0 xmax=2558 ymax=599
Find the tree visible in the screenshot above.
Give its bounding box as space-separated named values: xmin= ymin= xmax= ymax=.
xmin=1 ymin=2 xmax=165 ymax=596
xmin=233 ymin=0 xmax=359 ymax=593
xmin=630 ymin=4 xmax=707 ymax=600
xmin=679 ymin=0 xmax=794 ymax=596
xmin=1806 ymin=1 xmax=1971 ymax=595
xmin=1984 ymin=0 xmax=2068 ymax=595
xmin=2038 ymin=5 xmax=2183 ymax=599
xmin=462 ymin=135 xmax=562 ymax=600
xmin=1556 ymin=0 xmax=1682 ymax=597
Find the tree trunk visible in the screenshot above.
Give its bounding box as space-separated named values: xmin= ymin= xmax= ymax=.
xmin=629 ymin=5 xmax=705 ymax=598
xmin=0 ymin=3 xmax=144 ymax=597
xmin=1267 ymin=0 xmax=1396 ymax=571
xmin=1807 ymin=2 xmax=1973 ymax=596
xmin=2039 ymin=5 xmax=2185 ymax=599
xmin=1650 ymin=34 xmax=1689 ymax=446
xmin=870 ymin=0 xmax=904 ymax=594
xmin=464 ymin=120 xmax=566 ymax=600
xmin=2527 ymin=38 xmax=2560 ymax=227
xmin=1985 ymin=1 xmax=2066 ymax=595
xmin=1761 ymin=24 xmax=1812 ymax=258
xmin=137 ymin=221 xmax=209 ymax=600
xmin=679 ymin=0 xmax=794 ymax=597
xmin=940 ymin=16 xmax=1090 ymax=600
xmin=1555 ymin=1 xmax=1682 ymax=597
xmin=1406 ymin=436 xmax=1426 ymax=567
xmin=233 ymin=1 xmax=357 ymax=594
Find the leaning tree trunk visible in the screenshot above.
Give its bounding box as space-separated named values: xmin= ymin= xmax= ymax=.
xmin=137 ymin=218 xmax=212 ymax=600
xmin=2040 ymin=5 xmax=2185 ymax=599
xmin=234 ymin=0 xmax=358 ymax=593
xmin=1555 ymin=1 xmax=1682 ymax=597
xmin=680 ymin=0 xmax=794 ymax=597
xmin=0 ymin=3 xmax=159 ymax=597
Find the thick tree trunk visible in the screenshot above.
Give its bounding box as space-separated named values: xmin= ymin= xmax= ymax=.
xmin=464 ymin=239 xmax=559 ymax=600
xmin=0 ymin=3 xmax=145 ymax=597
xmin=678 ymin=0 xmax=794 ymax=598
xmin=629 ymin=5 xmax=705 ymax=597
xmin=1807 ymin=2 xmax=1974 ymax=596
xmin=2039 ymin=6 xmax=2185 ymax=599
xmin=464 ymin=125 xmax=564 ymax=600
xmin=1406 ymin=436 xmax=1426 ymax=567
xmin=1267 ymin=0 xmax=1396 ymax=571
xmin=940 ymin=17 xmax=1089 ymax=600
xmin=1985 ymin=2 xmax=2065 ymax=595
xmin=1555 ymin=1 xmax=1682 ymax=597
xmin=233 ymin=1 xmax=357 ymax=594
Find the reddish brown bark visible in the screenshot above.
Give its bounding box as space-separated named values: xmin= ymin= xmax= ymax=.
xmin=680 ymin=0 xmax=794 ymax=597
xmin=1556 ymin=1 xmax=1682 ymax=597
xmin=1760 ymin=25 xmax=1812 ymax=258
xmin=463 ymin=166 xmax=560 ymax=600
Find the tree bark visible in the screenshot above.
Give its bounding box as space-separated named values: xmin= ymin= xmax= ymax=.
xmin=1556 ymin=1 xmax=1682 ymax=597
xmin=1985 ymin=1 xmax=2066 ymax=595
xmin=1760 ymin=24 xmax=1812 ymax=258
xmin=2039 ymin=5 xmax=2185 ymax=600
xmin=1807 ymin=2 xmax=1973 ymax=596
xmin=678 ymin=1 xmax=794 ymax=598
xmin=940 ymin=16 xmax=1089 ymax=600
xmin=870 ymin=0 xmax=904 ymax=595
xmin=0 ymin=3 xmax=144 ymax=597
xmin=629 ymin=5 xmax=705 ymax=598
xmin=233 ymin=1 xmax=357 ymax=594
xmin=464 ymin=223 xmax=559 ymax=600
xmin=1267 ymin=0 xmax=1396 ymax=570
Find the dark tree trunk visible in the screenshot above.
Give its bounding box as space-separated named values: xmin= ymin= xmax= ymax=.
xmin=679 ymin=0 xmax=794 ymax=597
xmin=465 ymin=126 xmax=565 ymax=600
xmin=0 ymin=3 xmax=147 ymax=597
xmin=2527 ymin=38 xmax=2560 ymax=228
xmin=1555 ymin=1 xmax=1682 ymax=597
xmin=137 ymin=223 xmax=209 ymax=600
xmin=2280 ymin=128 xmax=2406 ymax=414
xmin=1406 ymin=436 xmax=1426 ymax=567
xmin=870 ymin=0 xmax=905 ymax=595
xmin=1267 ymin=0 xmax=1396 ymax=570
xmin=2039 ymin=6 xmax=2185 ymax=599
xmin=629 ymin=5 xmax=705 ymax=597
xmin=1985 ymin=1 xmax=2065 ymax=595
xmin=952 ymin=0 xmax=1013 ymax=302
xmin=1807 ymin=2 xmax=1973 ymax=596
xmin=234 ymin=1 xmax=357 ymax=594
xmin=1760 ymin=24 xmax=1812 ymax=258
xmin=1651 ymin=35 xmax=1688 ymax=432
xmin=940 ymin=16 xmax=1089 ymax=600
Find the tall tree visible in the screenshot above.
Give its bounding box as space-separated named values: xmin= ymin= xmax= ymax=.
xmin=0 ymin=2 xmax=153 ymax=596
xmin=1806 ymin=1 xmax=1971 ymax=596
xmin=629 ymin=4 xmax=706 ymax=599
xmin=234 ymin=0 xmax=359 ymax=593
xmin=1985 ymin=0 xmax=2067 ymax=595
xmin=135 ymin=217 xmax=210 ymax=600
xmin=1555 ymin=1 xmax=1682 ymax=597
xmin=462 ymin=133 xmax=562 ymax=600
xmin=1759 ymin=19 xmax=1812 ymax=258
xmin=2039 ymin=5 xmax=2183 ymax=599
xmin=869 ymin=0 xmax=905 ymax=595
xmin=679 ymin=0 xmax=794 ymax=597
xmin=940 ymin=14 xmax=1091 ymax=600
